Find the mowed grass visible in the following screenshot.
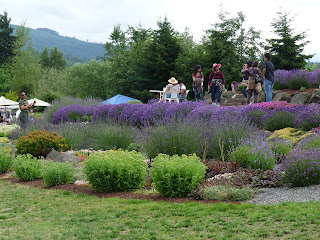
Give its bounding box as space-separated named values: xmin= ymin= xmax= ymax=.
xmin=0 ymin=181 xmax=320 ymax=240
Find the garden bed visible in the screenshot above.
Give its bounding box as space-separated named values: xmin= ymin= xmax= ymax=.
xmin=1 ymin=176 xmax=240 ymax=204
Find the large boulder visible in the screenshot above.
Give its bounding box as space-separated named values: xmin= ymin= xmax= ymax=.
xmin=272 ymin=90 xmax=281 ymax=98
xmin=273 ymin=92 xmax=291 ymax=102
xmin=222 ymin=91 xmax=235 ymax=99
xmin=310 ymin=89 xmax=320 ymax=103
xmin=46 ymin=150 xmax=80 ymax=163
xmin=258 ymin=92 xmax=266 ymax=103
xmin=290 ymin=92 xmax=312 ymax=105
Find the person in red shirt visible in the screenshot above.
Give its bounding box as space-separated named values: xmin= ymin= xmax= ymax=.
xmin=208 ymin=63 xmax=225 ymax=106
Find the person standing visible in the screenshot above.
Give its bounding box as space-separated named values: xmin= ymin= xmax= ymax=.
xmin=242 ymin=61 xmax=263 ymax=104
xmin=241 ymin=61 xmax=252 ymax=98
xmin=192 ymin=65 xmax=204 ymax=101
xmin=18 ymin=92 xmax=35 ymax=128
xmin=208 ymin=63 xmax=225 ymax=106
xmin=262 ymin=53 xmax=275 ymax=102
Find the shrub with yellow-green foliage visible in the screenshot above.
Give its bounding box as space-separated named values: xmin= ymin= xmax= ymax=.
xmin=84 ymin=150 xmax=147 ymax=192
xmin=0 ymin=147 xmax=14 ymax=173
xmin=151 ymin=154 xmax=207 ymax=197
xmin=268 ymin=127 xmax=312 ymax=145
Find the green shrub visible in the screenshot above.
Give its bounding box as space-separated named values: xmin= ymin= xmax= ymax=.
xmin=16 ymin=130 xmax=70 ymax=158
xmin=237 ymin=85 xmax=244 ymax=91
xmin=302 ymin=135 xmax=320 ymax=149
xmin=263 ymin=110 xmax=296 ymax=131
xmin=84 ymin=150 xmax=147 ymax=192
xmin=199 ymin=185 xmax=254 ymax=201
xmin=0 ymin=147 xmax=14 ymax=173
xmin=151 ymin=154 xmax=207 ymax=197
xmin=90 ymin=124 xmax=136 ymax=150
xmin=230 ymin=145 xmax=276 ymax=170
xmin=127 ymin=100 xmax=142 ymax=104
xmin=43 ymin=162 xmax=74 ymax=187
xmin=14 ymin=154 xmax=42 ymax=180
xmin=127 ymin=143 xmax=141 ymax=152
xmin=269 ymin=141 xmax=293 ymax=162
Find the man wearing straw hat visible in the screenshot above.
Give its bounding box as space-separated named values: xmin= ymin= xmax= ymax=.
xmin=164 ymin=77 xmax=180 ymax=99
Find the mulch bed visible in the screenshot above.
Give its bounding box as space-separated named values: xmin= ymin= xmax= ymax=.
xmin=281 ymin=88 xmax=316 ymax=96
xmin=1 ymin=175 xmax=239 ymax=204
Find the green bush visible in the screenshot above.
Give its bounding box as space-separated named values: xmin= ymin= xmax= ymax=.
xmin=237 ymin=85 xmax=244 ymax=91
xmin=84 ymin=150 xmax=147 ymax=192
xmin=230 ymin=145 xmax=276 ymax=170
xmin=16 ymin=130 xmax=70 ymax=158
xmin=151 ymin=154 xmax=207 ymax=197
xmin=90 ymin=124 xmax=136 ymax=150
xmin=127 ymin=143 xmax=141 ymax=152
xmin=269 ymin=141 xmax=293 ymax=162
xmin=43 ymin=162 xmax=74 ymax=187
xmin=263 ymin=110 xmax=296 ymax=131
xmin=302 ymin=135 xmax=320 ymax=149
xmin=199 ymin=185 xmax=254 ymax=201
xmin=0 ymin=147 xmax=14 ymax=173
xmin=14 ymin=154 xmax=42 ymax=180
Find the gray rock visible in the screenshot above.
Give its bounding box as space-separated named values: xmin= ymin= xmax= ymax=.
xmin=258 ymin=92 xmax=266 ymax=103
xmin=46 ymin=149 xmax=61 ymax=160
xmin=310 ymin=89 xmax=320 ymax=103
xmin=290 ymin=92 xmax=312 ymax=105
xmin=273 ymin=92 xmax=291 ymax=102
xmin=222 ymin=91 xmax=234 ymax=99
xmin=272 ymin=90 xmax=281 ymax=98
xmin=46 ymin=150 xmax=80 ymax=163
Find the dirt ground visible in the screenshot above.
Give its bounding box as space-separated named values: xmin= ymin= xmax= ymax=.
xmin=0 ymin=174 xmax=239 ymax=204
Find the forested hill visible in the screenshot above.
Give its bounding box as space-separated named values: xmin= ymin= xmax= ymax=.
xmin=11 ymin=25 xmax=105 ymax=62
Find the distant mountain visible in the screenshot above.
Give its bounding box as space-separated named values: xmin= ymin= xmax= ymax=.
xmin=11 ymin=25 xmax=105 ymax=63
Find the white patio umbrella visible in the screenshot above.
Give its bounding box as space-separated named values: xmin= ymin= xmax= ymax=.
xmin=0 ymin=96 xmax=19 ymax=122
xmin=27 ymin=98 xmax=51 ymax=107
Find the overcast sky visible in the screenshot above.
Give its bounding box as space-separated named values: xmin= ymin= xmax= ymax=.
xmin=1 ymin=0 xmax=320 ymax=61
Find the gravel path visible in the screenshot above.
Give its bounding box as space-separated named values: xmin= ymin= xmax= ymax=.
xmin=247 ymin=185 xmax=320 ymax=205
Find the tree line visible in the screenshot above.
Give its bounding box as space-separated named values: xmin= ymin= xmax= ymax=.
xmin=0 ymin=9 xmax=313 ymax=102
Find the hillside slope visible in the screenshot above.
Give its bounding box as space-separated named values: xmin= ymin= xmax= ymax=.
xmin=11 ymin=25 xmax=105 ymax=61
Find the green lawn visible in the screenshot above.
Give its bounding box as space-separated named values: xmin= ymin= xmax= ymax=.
xmin=0 ymin=181 xmax=320 ymax=240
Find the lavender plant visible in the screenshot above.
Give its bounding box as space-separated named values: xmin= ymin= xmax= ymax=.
xmin=282 ymin=149 xmax=320 ymax=187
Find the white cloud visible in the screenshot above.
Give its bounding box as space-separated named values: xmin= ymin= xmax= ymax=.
xmin=1 ymin=0 xmax=319 ymax=60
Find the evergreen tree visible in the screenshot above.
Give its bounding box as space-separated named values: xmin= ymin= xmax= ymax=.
xmin=267 ymin=11 xmax=313 ymax=70
xmin=39 ymin=47 xmax=50 ymax=68
xmin=10 ymin=24 xmax=41 ymax=94
xmin=49 ymin=47 xmax=67 ymax=70
xmin=0 ymin=11 xmax=16 ymax=64
xmin=40 ymin=47 xmax=67 ymax=70
xmin=145 ymin=17 xmax=181 ymax=90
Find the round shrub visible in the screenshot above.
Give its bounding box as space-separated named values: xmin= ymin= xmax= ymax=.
xmin=294 ymin=106 xmax=320 ymax=131
xmin=282 ymin=149 xmax=320 ymax=187
xmin=43 ymin=162 xmax=74 ymax=187
xmin=84 ymin=150 xmax=147 ymax=192
xmin=263 ymin=108 xmax=296 ymax=131
xmin=151 ymin=154 xmax=207 ymax=197
xmin=14 ymin=154 xmax=42 ymax=180
xmin=269 ymin=140 xmax=293 ymax=162
xmin=16 ymin=130 xmax=70 ymax=158
xmin=296 ymin=134 xmax=320 ymax=150
xmin=0 ymin=147 xmax=14 ymax=173
xmin=230 ymin=144 xmax=276 ymax=170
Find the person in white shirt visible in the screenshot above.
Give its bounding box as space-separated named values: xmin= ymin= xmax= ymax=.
xmin=178 ymin=79 xmax=187 ymax=102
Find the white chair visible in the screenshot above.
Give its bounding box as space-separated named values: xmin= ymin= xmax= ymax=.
xmin=166 ymin=90 xmax=180 ymax=103
xmin=159 ymin=87 xmax=166 ymax=102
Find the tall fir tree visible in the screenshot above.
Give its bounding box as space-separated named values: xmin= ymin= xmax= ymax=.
xmin=146 ymin=17 xmax=181 ymax=90
xmin=0 ymin=11 xmax=16 ymax=65
xmin=267 ymin=11 xmax=313 ymax=70
xmin=49 ymin=47 xmax=67 ymax=70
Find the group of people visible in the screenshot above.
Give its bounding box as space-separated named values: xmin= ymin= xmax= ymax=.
xmin=165 ymin=52 xmax=275 ymax=105
xmin=240 ymin=53 xmax=275 ymax=104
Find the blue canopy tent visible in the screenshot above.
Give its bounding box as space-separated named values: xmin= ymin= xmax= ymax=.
xmin=101 ymin=94 xmax=140 ymax=104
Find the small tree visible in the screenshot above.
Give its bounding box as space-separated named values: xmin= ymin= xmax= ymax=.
xmin=267 ymin=11 xmax=313 ymax=70
xmin=10 ymin=24 xmax=41 ymax=94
